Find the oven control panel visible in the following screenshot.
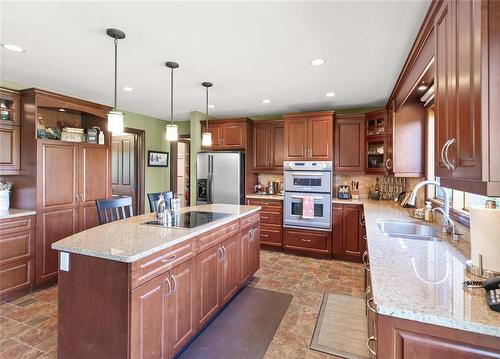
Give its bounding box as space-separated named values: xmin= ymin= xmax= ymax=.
xmin=284 ymin=161 xmax=332 ymax=171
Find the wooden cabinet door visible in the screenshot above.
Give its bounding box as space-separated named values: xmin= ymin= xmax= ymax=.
xmin=332 ymin=204 xmax=343 ymax=257
xmin=130 ymin=273 xmax=168 ymax=359
xmin=434 ymin=0 xmax=456 ymax=179
xmin=38 ymin=140 xmax=79 ymax=211
xmin=205 ymin=124 xmax=222 ymax=150
xmin=168 ymin=259 xmax=195 ymax=358
xmin=284 ymin=117 xmax=308 ymax=160
xmin=334 ymin=114 xmax=364 ymax=172
xmin=270 ymin=122 xmax=284 ymax=171
xmin=223 ymin=122 xmax=246 ymax=149
xmin=239 ymin=228 xmax=251 ymax=285
xmin=342 ymin=206 xmax=366 ymax=260
xmin=450 ymin=0 xmax=482 ymax=181
xmin=79 ymin=144 xmax=111 ymax=231
xmin=308 ymin=115 xmax=333 ymax=160
xmin=196 ymin=244 xmax=221 ymax=328
xmin=221 ymin=234 xmax=239 ymax=304
xmin=0 ymin=124 xmax=20 ymax=175
xmin=252 ymin=123 xmax=270 ymax=171
xmin=248 ymin=225 xmax=260 ymax=276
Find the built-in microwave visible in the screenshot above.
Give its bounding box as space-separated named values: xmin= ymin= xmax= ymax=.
xmin=284 ymin=161 xmax=332 ymax=193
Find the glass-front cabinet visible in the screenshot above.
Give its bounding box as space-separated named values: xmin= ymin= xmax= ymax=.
xmin=365 ymin=109 xmax=388 ymax=174
xmin=0 ymin=88 xmax=21 ymax=174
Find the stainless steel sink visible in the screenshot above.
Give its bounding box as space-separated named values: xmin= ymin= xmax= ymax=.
xmin=377 ymin=219 xmax=439 ymax=240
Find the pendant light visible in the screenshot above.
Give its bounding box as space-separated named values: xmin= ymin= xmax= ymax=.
xmin=165 ymin=61 xmax=179 ymax=141
xmin=106 ymin=28 xmax=126 ymax=134
xmin=201 ymin=82 xmax=213 ymax=147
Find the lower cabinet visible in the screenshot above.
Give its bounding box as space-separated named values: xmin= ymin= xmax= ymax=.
xmin=246 ymin=198 xmax=283 ymax=247
xmin=221 ymin=235 xmax=240 ymax=304
xmin=196 ymin=244 xmax=222 ymax=328
xmin=332 ymin=203 xmax=366 ymax=262
xmin=0 ymin=215 xmax=36 ymax=300
xmin=284 ymin=227 xmax=332 ymax=255
xmin=239 ymin=222 xmax=260 ymax=285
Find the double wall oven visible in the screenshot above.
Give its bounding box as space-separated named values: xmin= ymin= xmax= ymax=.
xmin=283 ymin=161 xmax=333 ymax=230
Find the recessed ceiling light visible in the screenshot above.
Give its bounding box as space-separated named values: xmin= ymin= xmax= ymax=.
xmin=326 ymin=92 xmax=336 ymax=97
xmin=418 ymin=83 xmax=428 ymax=91
xmin=1 ymin=44 xmax=25 ymax=53
xmin=310 ymin=58 xmax=325 ymax=66
xmin=122 ymin=86 xmax=134 ymax=92
xmin=262 ymin=99 xmax=271 ymax=104
xmin=208 ymin=104 xmax=215 ymax=109
xmin=58 ymin=108 xmax=66 ymax=112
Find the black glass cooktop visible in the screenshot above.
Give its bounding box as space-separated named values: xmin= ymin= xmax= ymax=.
xmin=144 ymin=211 xmax=230 ymax=229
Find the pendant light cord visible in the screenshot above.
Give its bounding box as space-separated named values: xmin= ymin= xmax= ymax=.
xmin=114 ymin=38 xmax=118 ymax=110
xmin=205 ymin=86 xmax=209 ymax=132
xmin=170 ymin=67 xmax=174 ymax=125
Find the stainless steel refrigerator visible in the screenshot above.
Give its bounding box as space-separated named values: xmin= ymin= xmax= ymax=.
xmin=196 ymin=152 xmax=245 ymax=205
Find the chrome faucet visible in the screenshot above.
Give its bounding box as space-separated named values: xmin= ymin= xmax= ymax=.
xmin=432 ymin=207 xmax=459 ymax=241
xmin=401 ymin=179 xmax=459 ymax=240
xmin=156 ymin=194 xmax=173 ymax=226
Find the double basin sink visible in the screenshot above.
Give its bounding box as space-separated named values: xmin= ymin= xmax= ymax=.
xmin=377 ymin=219 xmax=440 ymax=241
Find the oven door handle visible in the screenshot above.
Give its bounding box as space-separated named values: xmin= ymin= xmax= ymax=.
xmin=290 ymin=172 xmax=325 ymax=176
xmin=290 ymin=195 xmax=323 ymax=200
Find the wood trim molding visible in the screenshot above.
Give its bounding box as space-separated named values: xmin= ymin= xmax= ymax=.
xmin=123 ymin=127 xmax=146 ymax=215
xmin=385 ymin=0 xmax=443 ymax=109
xmin=283 ymin=110 xmax=335 ymax=118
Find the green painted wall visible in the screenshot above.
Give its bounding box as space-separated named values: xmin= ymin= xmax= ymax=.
xmin=0 ymin=78 xmax=191 ymax=212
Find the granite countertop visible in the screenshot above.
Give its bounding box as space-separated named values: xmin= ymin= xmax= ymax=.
xmin=246 ymin=194 xmax=284 ymax=201
xmin=332 ymin=198 xmax=365 ymax=205
xmin=0 ymin=209 xmax=37 ymax=220
xmin=52 ymin=204 xmax=260 ymax=263
xmin=362 ymin=200 xmax=500 ymax=337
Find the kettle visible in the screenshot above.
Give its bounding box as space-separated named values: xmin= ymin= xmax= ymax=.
xmin=268 ymin=181 xmax=279 ymax=195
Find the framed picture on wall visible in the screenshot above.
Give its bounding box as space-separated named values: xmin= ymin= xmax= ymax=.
xmin=148 ymin=150 xmax=169 ymax=167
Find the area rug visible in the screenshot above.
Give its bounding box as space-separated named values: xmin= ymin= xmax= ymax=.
xmin=310 ymin=292 xmax=369 ymax=359
xmin=178 ymin=287 xmax=292 ymax=359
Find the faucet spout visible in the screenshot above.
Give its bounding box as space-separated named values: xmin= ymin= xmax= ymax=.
xmin=401 ymin=179 xmax=450 ymax=218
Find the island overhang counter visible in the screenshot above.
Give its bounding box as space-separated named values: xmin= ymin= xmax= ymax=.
xmin=52 ymin=204 xmax=261 ymax=359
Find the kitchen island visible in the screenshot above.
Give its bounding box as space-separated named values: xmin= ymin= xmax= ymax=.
xmin=52 ymin=204 xmax=261 ymax=359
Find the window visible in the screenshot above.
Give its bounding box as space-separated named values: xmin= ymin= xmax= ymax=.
xmin=425 ymin=105 xmax=499 ymax=217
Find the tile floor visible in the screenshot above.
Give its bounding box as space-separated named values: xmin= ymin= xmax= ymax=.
xmin=0 ymin=249 xmax=364 ymax=359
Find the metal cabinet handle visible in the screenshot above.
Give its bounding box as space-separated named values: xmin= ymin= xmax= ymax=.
xmin=170 ymin=274 xmax=177 ymax=293
xmin=161 ymin=255 xmax=177 ymax=263
xmin=301 ymin=238 xmax=312 ymax=242
xmin=362 ymin=250 xmax=370 ymax=272
xmin=75 ymin=194 xmax=79 ymax=203
xmin=79 ymin=194 xmax=84 ymax=203
xmin=218 ymin=247 xmax=224 ymax=261
xmin=385 ymin=158 xmax=392 ymax=170
xmin=165 ymin=276 xmax=173 ymax=296
xmin=221 ymin=245 xmax=227 ymax=260
xmin=359 ymin=213 xmax=366 ymax=227
xmin=364 ymin=285 xmax=371 ymax=297
xmin=441 ymin=139 xmax=452 ymax=170
xmin=261 ymin=216 xmax=269 ymax=219
xmin=444 ymin=138 xmax=456 ymax=170
xmin=367 ymin=297 xmax=377 ymax=313
xmin=367 ymin=336 xmax=377 ymax=356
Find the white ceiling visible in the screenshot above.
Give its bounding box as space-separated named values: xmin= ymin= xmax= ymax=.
xmin=0 ymin=1 xmax=430 ymax=121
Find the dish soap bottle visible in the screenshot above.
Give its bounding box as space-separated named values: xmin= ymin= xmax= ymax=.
xmin=424 ymin=201 xmax=433 ymax=222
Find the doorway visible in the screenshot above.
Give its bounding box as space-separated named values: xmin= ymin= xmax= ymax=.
xmin=112 ymin=127 xmax=145 ymax=214
xmin=170 ymin=136 xmax=191 ymax=207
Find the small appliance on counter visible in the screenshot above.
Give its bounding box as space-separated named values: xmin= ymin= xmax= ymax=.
xmin=351 ymin=181 xmax=359 ymax=199
xmin=337 ymin=185 xmax=352 ymax=200
xmin=267 ymin=181 xmax=279 ymax=195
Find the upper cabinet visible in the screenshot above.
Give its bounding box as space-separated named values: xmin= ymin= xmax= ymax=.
xmin=365 ymin=110 xmax=387 ymax=174
xmin=202 ymin=118 xmax=249 ymax=150
xmin=252 ymin=120 xmax=284 ymax=172
xmin=0 ymin=89 xmax=21 ymax=175
xmin=434 ymin=0 xmax=500 ymax=195
xmin=284 ymin=111 xmax=334 ymax=161
xmin=334 ymin=114 xmax=365 ymax=173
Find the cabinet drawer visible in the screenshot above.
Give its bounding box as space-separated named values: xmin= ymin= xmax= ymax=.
xmin=246 ymin=198 xmax=282 ymax=212
xmin=0 ymin=258 xmax=34 ymax=296
xmin=131 ymin=241 xmax=194 ymax=289
xmin=260 ymin=225 xmax=282 ymax=246
xmin=284 ymin=228 xmax=331 ymax=254
xmin=0 ymin=230 xmax=34 ymax=265
xmin=240 ymin=212 xmax=260 ymax=230
xmin=197 ymin=220 xmax=239 ymax=252
xmin=0 ymin=215 xmax=35 ymax=235
xmin=260 ymin=211 xmax=282 ymax=225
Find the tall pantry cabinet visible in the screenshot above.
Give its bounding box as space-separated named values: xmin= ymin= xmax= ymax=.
xmin=14 ymin=89 xmax=112 ymax=286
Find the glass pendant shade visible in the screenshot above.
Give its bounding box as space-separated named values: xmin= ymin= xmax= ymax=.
xmin=107 ymin=110 xmax=124 ymax=134
xmin=201 ymin=131 xmax=212 ymax=147
xmin=165 ymin=124 xmax=179 ymax=141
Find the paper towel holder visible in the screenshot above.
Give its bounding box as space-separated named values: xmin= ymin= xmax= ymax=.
xmin=466 ymin=254 xmax=500 ymax=279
